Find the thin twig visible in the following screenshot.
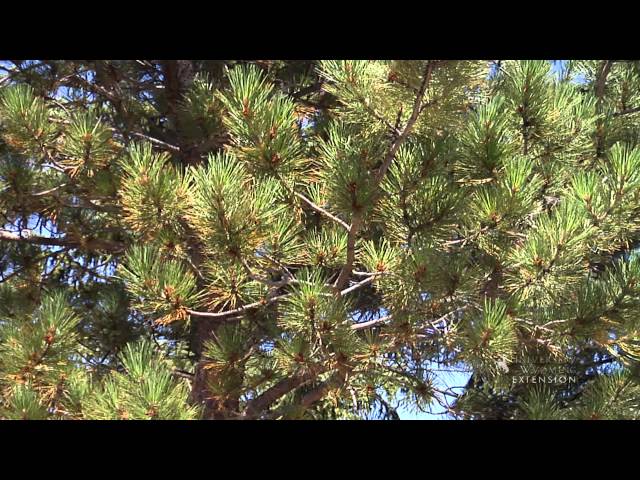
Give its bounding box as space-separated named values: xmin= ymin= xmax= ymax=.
xmin=0 ymin=230 xmax=125 ymax=253
xmin=614 ymin=106 xmax=640 ymax=117
xmin=351 ymin=314 xmax=392 ymax=331
xmin=31 ymin=184 xmax=68 ymax=197
xmin=338 ymin=274 xmax=377 ymax=296
xmin=185 ymin=270 xmax=384 ymax=320
xmin=127 ymin=131 xmax=181 ymax=153
xmin=294 ymin=192 xmax=351 ymax=231
xmin=186 ymin=294 xmax=289 ymax=319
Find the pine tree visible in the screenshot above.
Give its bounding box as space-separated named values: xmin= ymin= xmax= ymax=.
xmin=1 ymin=59 xmax=639 ymax=420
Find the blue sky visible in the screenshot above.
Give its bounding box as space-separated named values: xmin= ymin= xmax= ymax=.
xmin=396 ymin=365 xmax=471 ymax=420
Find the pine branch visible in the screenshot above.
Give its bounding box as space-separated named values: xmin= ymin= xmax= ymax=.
xmin=68 ymin=72 xmax=121 ymax=104
xmin=338 ymin=274 xmax=377 ymax=296
xmin=429 ymin=306 xmax=467 ymax=330
xmin=595 ymin=60 xmax=614 ymax=157
xmin=333 ymin=61 xmax=435 ymax=291
xmin=354 ymin=92 xmax=400 ymax=136
xmin=171 ymin=369 xmax=195 ymax=381
xmin=614 ymin=106 xmax=640 ymax=117
xmin=374 ymin=61 xmax=435 ymax=185
xmin=66 ymin=256 xmax=114 ymax=281
xmin=48 ymin=117 xmax=181 ymax=154
xmin=186 ymin=272 xmax=384 ymax=320
xmin=0 ymin=61 xmax=44 ymax=86
xmin=351 ymin=314 xmax=392 ymax=331
xmin=332 ymin=215 xmax=363 ymax=291
xmin=118 ymin=130 xmax=181 ymax=153
xmin=186 ymin=294 xmax=289 ymax=319
xmin=242 ymin=368 xmax=326 ymax=418
xmin=595 ymin=60 xmax=614 ymax=101
xmin=299 ymin=368 xmax=349 ymax=408
xmin=294 ymin=191 xmax=351 ymax=231
xmin=0 ymin=230 xmax=125 ymax=253
xmin=289 ymin=80 xmax=324 ymax=100
xmin=0 ymin=248 xmax=69 ymax=284
xmin=31 ymin=184 xmax=68 ymax=197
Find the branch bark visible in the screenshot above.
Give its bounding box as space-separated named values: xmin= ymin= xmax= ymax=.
xmin=595 ymin=60 xmax=614 ymax=158
xmin=242 ymin=368 xmax=325 ymax=419
xmin=299 ymin=368 xmax=349 ymax=409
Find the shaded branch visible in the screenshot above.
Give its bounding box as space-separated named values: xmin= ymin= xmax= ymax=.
xmin=242 ymin=368 xmax=325 ymax=419
xmin=299 ymin=368 xmax=349 ymax=408
xmin=614 ymin=106 xmax=640 ymax=117
xmin=0 ymin=230 xmax=125 ymax=253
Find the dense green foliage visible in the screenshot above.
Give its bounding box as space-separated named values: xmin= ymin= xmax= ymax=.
xmin=1 ymin=60 xmax=640 ymax=420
